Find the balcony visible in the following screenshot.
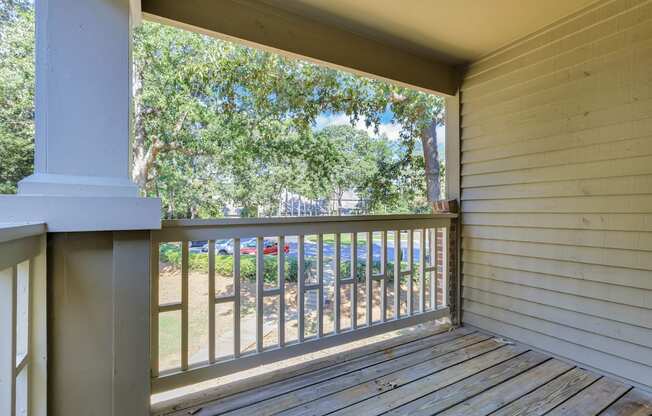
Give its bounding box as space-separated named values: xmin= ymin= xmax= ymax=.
xmin=2 ymin=0 xmax=652 ymax=415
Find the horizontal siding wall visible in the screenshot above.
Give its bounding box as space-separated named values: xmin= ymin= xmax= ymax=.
xmin=460 ymin=0 xmax=652 ymax=388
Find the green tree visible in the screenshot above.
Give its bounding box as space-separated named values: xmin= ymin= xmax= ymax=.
xmin=0 ymin=4 xmax=34 ymax=193
xmin=0 ymin=8 xmax=445 ymax=215
xmin=132 ymin=21 xmax=445 ymax=217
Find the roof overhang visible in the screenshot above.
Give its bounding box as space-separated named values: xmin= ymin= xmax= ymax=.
xmin=141 ymin=0 xmax=599 ymax=96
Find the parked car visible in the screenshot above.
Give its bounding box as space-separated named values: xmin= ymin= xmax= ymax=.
xmin=201 ymin=238 xmax=288 ymax=255
xmin=240 ymin=238 xmax=289 ymax=255
xmin=201 ymin=239 xmax=238 ymax=255
xmin=189 ymin=240 xmax=208 ymax=254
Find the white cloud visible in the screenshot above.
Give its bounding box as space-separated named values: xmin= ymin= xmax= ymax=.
xmin=314 ymin=113 xmax=447 ymax=147
xmin=314 ymin=113 xmax=403 ymax=141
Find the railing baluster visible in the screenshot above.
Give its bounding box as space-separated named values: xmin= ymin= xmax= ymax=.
xmin=208 ymin=240 xmax=216 ymax=363
xmin=441 ymin=228 xmax=448 ymax=308
xmin=0 ymin=266 xmax=18 ymax=416
xmin=256 ymin=237 xmax=264 ymax=353
xmin=381 ymin=230 xmax=387 ymax=323
xmin=334 ymin=233 xmax=341 ymax=334
xmin=408 ymin=230 xmax=414 ymax=315
xmin=278 ymin=236 xmax=285 ymax=347
xmin=351 ymin=233 xmax=357 ymax=330
xmin=393 ymin=230 xmax=400 ymax=320
xmin=150 ymin=242 xmax=159 ymax=377
xmin=233 ymin=238 xmax=241 ymax=357
xmin=366 ymin=231 xmax=372 ymax=327
xmin=317 ymin=234 xmax=324 ymax=338
xmin=181 ymin=242 xmax=189 ymax=370
xmin=419 ymin=229 xmax=426 ymax=314
xmin=431 ymin=229 xmax=437 ymax=310
xmin=298 ymin=235 xmax=305 ymax=342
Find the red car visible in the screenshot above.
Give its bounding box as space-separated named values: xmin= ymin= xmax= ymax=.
xmin=240 ymin=239 xmax=290 ymax=255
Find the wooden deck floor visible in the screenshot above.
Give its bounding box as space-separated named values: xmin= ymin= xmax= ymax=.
xmin=163 ymin=327 xmax=652 ymax=416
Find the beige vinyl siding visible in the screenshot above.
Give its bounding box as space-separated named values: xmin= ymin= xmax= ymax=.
xmin=459 ymin=0 xmax=652 ymax=388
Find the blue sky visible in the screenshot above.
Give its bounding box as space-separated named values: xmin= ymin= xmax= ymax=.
xmin=314 ymin=110 xmax=446 ymax=157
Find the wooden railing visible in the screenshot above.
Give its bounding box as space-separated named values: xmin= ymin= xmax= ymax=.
xmin=0 ymin=223 xmax=46 ymax=416
xmin=150 ymin=214 xmax=457 ymax=393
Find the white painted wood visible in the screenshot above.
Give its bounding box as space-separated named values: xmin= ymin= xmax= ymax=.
xmin=317 ymin=234 xmax=324 ymax=337
xmin=408 ymin=230 xmax=414 ymax=315
xmin=419 ymin=229 xmax=426 ymax=313
xmin=153 ymin=215 xmax=453 ymax=242
xmin=366 ymin=231 xmax=373 ymax=326
xmin=351 ymin=233 xmax=358 ymax=329
xmin=445 ymin=94 xmax=461 ymax=201
xmin=208 ymin=240 xmax=216 ymax=363
xmin=19 ymin=0 xmax=137 ymax=197
xmin=278 ymin=235 xmax=286 ymax=346
xmin=394 ymin=230 xmax=401 ymax=319
xmin=335 ymin=233 xmax=341 ymax=333
xmin=152 ymin=308 xmax=450 ymax=393
xmin=0 ymin=195 xmax=161 ymax=232
xmin=381 ymin=231 xmax=388 ymax=322
xmin=181 ymin=242 xmax=189 ymax=370
xmin=29 ymin=237 xmax=46 ymax=416
xmin=4 ymin=0 xmax=161 ymax=232
xmin=142 ymin=0 xmax=459 ymax=96
xmin=298 ymin=235 xmax=305 ymax=342
xmin=0 ymin=267 xmax=16 ymax=416
xmin=0 ymin=223 xmax=46 ymax=245
xmin=256 ymin=237 xmax=264 ymax=352
xmin=150 ymin=216 xmax=452 ymax=393
xmin=112 ymin=231 xmax=151 ymax=415
xmin=233 ymin=238 xmax=241 ymax=357
xmin=150 ymin=241 xmax=160 ymax=377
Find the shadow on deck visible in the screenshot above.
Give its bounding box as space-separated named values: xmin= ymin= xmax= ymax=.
xmin=153 ymin=325 xmax=652 ymax=416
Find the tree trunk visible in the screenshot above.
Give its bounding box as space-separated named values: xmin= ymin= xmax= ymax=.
xmin=132 ymin=65 xmax=149 ymax=192
xmin=421 ymin=120 xmax=440 ymax=203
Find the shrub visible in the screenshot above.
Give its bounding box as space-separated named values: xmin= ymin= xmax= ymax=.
xmin=340 ymin=259 xmax=409 ymax=283
xmin=159 ymin=247 xmax=314 ymax=284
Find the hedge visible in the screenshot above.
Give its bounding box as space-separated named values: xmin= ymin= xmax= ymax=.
xmin=159 ymin=243 xmax=312 ymax=283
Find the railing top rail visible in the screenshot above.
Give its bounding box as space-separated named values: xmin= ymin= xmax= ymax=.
xmin=0 ymin=222 xmax=46 ymax=244
xmin=161 ymin=213 xmax=458 ymax=229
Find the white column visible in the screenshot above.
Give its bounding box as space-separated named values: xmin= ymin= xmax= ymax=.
xmin=19 ymin=0 xmax=136 ymax=197
xmin=0 ymin=0 xmax=160 ymax=231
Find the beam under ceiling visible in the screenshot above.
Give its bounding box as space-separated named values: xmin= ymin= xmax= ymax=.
xmin=141 ymin=0 xmax=460 ymax=96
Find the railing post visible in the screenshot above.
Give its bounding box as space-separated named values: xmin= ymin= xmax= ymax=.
xmin=181 ymin=242 xmax=189 ymax=370
xmin=208 ymin=240 xmax=216 ymax=363
xmin=298 ymin=235 xmax=305 ymax=342
xmin=393 ymin=230 xmax=400 ymax=320
xmin=447 ymin=218 xmax=461 ymax=325
xmin=278 ymin=236 xmax=286 ymax=347
xmin=256 ymin=237 xmax=264 ymax=352
xmin=334 ymin=233 xmax=341 ymax=333
xmin=0 ymin=266 xmax=16 ymax=416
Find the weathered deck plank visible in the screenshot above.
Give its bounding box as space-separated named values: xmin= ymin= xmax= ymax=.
xmin=332 ymin=348 xmax=543 ymax=416
xmin=490 ymin=367 xmax=599 ymax=416
xmin=436 ymin=359 xmax=573 ymax=416
xmin=208 ymin=333 xmax=491 ymax=416
xmin=160 ymin=328 xmax=649 ymax=416
xmin=169 ymin=328 xmax=471 ymax=416
xmin=382 ymin=351 xmax=550 ymax=416
xmin=545 ymin=377 xmax=632 ymax=416
xmin=600 ymin=388 xmax=652 ymax=416
xmin=279 ymin=343 xmax=526 ymax=416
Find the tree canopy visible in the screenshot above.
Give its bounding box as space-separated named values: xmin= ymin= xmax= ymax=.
xmin=0 ymin=2 xmax=34 ymax=194
xmin=0 ymin=3 xmax=445 ymax=217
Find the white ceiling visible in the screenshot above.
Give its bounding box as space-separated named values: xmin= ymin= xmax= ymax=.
xmin=264 ymin=0 xmax=599 ymax=64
